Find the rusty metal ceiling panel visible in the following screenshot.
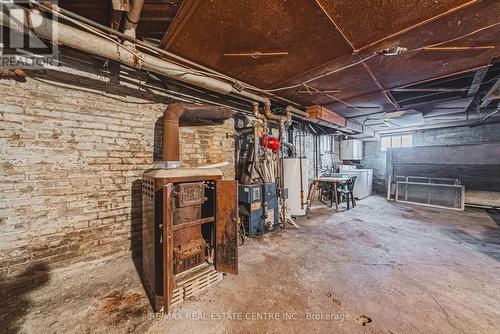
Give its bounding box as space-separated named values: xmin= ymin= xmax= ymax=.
xmin=315 ymin=0 xmax=472 ymax=50
xmin=57 ymin=0 xmax=498 ymax=134
xmin=359 ymin=0 xmax=500 ymax=90
xmin=288 ymin=64 xmax=381 ymax=106
xmin=368 ymin=49 xmax=496 ymax=92
xmin=274 ymin=54 xmax=381 ymax=104
xmin=323 ymin=92 xmax=395 ymax=118
xmin=161 ymin=0 xmax=353 ymax=88
xmin=273 ymin=0 xmax=499 ymax=120
xmin=358 ymin=0 xmax=499 ymax=55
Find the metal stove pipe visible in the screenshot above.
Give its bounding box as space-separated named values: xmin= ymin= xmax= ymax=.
xmin=162 ymin=103 xmax=233 ymax=167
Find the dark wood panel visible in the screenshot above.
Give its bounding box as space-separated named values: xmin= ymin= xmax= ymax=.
xmin=215 ymin=180 xmax=238 ymax=275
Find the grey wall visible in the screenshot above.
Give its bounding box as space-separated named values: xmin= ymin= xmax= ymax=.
xmin=363 ymin=122 xmax=500 ymax=193
xmin=387 ymin=143 xmax=500 ymax=191
xmin=363 ymin=141 xmax=387 ymax=193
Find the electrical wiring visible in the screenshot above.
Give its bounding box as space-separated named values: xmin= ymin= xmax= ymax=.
xmin=28 ymin=0 xmax=500 ymax=115
xmin=243 ymin=54 xmax=377 ymax=93
xmin=407 ymin=21 xmax=500 ymax=54
xmin=244 ymin=20 xmax=499 ymax=94
xmin=393 ymin=76 xmax=500 ymax=105
xmin=302 ymin=83 xmax=370 ymax=115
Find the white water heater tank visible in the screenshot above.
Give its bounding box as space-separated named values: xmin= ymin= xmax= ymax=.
xmin=284 ymin=158 xmax=309 ymax=216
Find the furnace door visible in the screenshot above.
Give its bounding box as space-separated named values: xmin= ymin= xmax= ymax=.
xmin=162 ymin=183 xmax=174 ymax=314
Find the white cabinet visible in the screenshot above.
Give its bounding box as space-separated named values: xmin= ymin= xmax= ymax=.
xmin=331 ymin=169 xmax=373 ymax=199
xmin=284 ymin=158 xmax=309 ymax=216
xmin=349 ymin=169 xmax=373 ymax=199
xmin=340 ymin=139 xmax=363 ymax=160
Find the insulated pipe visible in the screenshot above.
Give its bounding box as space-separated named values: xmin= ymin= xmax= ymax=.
xmin=162 ymin=103 xmax=233 ymax=165
xmin=0 ymin=9 xmax=232 ymax=94
xmin=0 ymin=6 xmax=309 ymax=118
xmin=123 ymin=0 xmax=144 ymax=39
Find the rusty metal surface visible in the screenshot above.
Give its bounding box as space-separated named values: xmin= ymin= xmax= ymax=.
xmin=173 ymin=182 xmax=205 ymax=207
xmin=324 ymin=92 xmax=397 ymax=118
xmin=173 ymin=205 xmax=201 ymax=225
xmin=282 ymin=0 xmax=499 ymax=119
xmin=215 ymin=180 xmax=238 ymax=275
xmin=162 ymin=183 xmax=174 ymax=314
xmin=161 ymin=0 xmax=353 ymax=88
xmin=316 ymin=0 xmax=472 ymax=50
xmin=280 ymin=60 xmax=381 ymax=106
xmin=141 ymin=177 xmax=161 ymax=310
xmin=59 ymin=0 xmax=499 ymax=125
xmin=360 ymin=0 xmax=500 ymax=90
xmin=144 ymin=170 xmax=240 ymax=312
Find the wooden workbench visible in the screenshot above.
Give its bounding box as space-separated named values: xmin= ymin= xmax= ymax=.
xmin=307 ymin=177 xmax=349 ymax=211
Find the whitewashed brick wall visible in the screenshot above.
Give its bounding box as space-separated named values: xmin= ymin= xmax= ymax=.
xmin=0 ymin=54 xmax=235 ymax=277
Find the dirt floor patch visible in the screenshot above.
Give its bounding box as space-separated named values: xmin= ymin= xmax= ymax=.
xmin=85 ymin=289 xmax=151 ymax=333
xmin=98 ymin=291 xmax=145 ymax=321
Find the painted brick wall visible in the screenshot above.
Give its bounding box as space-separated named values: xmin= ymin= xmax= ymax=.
xmin=0 ymin=55 xmax=235 ymax=277
xmin=363 ymin=122 xmax=500 ymax=194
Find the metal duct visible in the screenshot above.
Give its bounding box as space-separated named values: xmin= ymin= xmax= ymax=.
xmin=162 ymin=103 xmax=233 ymax=167
xmin=383 ymin=110 xmax=425 ymax=127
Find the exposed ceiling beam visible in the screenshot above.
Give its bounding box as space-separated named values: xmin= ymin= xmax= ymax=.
xmin=468 ymin=68 xmax=489 ymax=96
xmin=480 ymin=77 xmax=500 ymax=107
xmin=393 ymin=88 xmax=468 ymax=92
xmin=314 ymin=0 xmax=355 ymax=50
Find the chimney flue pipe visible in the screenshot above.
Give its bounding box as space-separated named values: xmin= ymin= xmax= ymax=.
xmin=162 ymin=103 xmax=233 ymax=167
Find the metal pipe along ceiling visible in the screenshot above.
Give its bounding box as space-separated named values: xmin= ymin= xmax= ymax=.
xmin=0 ymin=6 xmax=307 ymax=118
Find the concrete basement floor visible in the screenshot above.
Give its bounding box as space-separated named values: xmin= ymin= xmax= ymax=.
xmin=2 ymin=196 xmax=500 ymax=334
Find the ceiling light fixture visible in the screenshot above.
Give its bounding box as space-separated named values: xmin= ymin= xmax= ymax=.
xmin=378 ymin=46 xmax=408 ymax=56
